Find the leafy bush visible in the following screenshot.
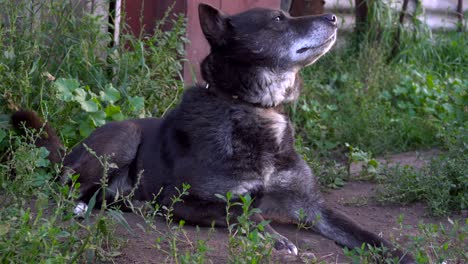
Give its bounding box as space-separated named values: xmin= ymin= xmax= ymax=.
xmin=0 ymin=0 xmax=187 ymax=146
xmin=293 ymin=36 xmax=464 ymax=157
xmin=53 ymin=77 xmax=145 ymax=143
xmin=291 ymin=0 xmax=466 ymax=160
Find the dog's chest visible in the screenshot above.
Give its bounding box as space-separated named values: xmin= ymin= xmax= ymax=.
xmin=256 ymin=108 xmax=288 ymax=145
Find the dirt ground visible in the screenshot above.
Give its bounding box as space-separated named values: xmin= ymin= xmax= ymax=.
xmin=112 ymin=149 xmax=455 ymax=264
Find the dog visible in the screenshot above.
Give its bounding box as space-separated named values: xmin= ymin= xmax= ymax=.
xmin=12 ymin=4 xmax=414 ymax=262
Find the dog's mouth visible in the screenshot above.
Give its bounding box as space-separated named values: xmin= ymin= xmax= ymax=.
xmin=296 ymin=34 xmax=336 ymax=54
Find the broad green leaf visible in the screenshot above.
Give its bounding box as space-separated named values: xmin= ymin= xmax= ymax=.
xmin=128 ymin=96 xmax=144 ymax=112
xmin=107 ymin=209 xmax=133 ymax=234
xmin=32 ymin=171 xmax=51 ymax=187
xmin=105 ymin=105 xmax=125 ymax=121
xmin=100 ymin=84 xmax=121 ymax=103
xmin=55 ymin=78 xmax=80 ymax=102
xmin=35 ymin=147 xmax=51 ymax=167
xmin=57 ymin=230 xmax=71 ymax=238
xmin=442 ymin=103 xmax=454 ymax=113
xmin=85 ymin=190 xmax=99 ymax=222
xmin=111 ymin=112 xmax=125 ymax=121
xmin=74 ymin=88 xmax=87 ymax=102
xmin=90 ymin=111 xmax=106 ymax=127
xmin=79 ymin=119 xmax=95 ymax=137
xmin=368 ymin=159 xmax=379 ymax=168
xmin=105 ymin=104 xmax=121 ymax=116
xmin=80 ymin=100 xmax=99 ymax=112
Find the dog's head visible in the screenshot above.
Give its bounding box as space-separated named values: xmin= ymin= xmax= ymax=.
xmin=199 ymin=4 xmax=337 ymax=107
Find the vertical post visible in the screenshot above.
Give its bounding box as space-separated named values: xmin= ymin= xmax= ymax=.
xmin=355 ymin=0 xmax=368 ymax=36
xmin=389 ymin=0 xmax=409 ymax=61
xmin=457 ymin=0 xmax=464 ymax=32
xmin=113 ymin=0 xmax=122 ymax=47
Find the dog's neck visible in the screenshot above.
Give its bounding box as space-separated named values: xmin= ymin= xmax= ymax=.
xmin=201 ymin=54 xmax=301 ymax=108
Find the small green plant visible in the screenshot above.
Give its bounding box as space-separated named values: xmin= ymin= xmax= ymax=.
xmin=408 ymin=218 xmax=467 ymax=263
xmin=377 ymin=144 xmax=467 ymax=216
xmin=345 ymin=143 xmax=380 ymax=180
xmin=216 ymin=192 xmax=274 ymax=264
xmin=129 ymin=183 xmax=210 ymax=264
xmin=393 ymin=215 xmax=467 ymax=263
xmin=343 ymin=243 xmax=399 ymax=264
xmin=312 ymin=159 xmax=347 ymax=189
xmin=296 ymin=136 xmax=347 ymax=189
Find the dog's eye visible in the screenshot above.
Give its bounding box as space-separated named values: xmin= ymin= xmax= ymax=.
xmin=273 ymin=15 xmax=283 ymax=22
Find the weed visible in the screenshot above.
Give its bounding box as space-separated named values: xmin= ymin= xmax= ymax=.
xmin=343 ymin=243 xmax=399 ymax=264
xmin=0 ymin=131 xmax=123 ymax=262
xmin=377 ymin=142 xmax=467 ymax=216
xmin=217 ymin=192 xmax=275 ymax=264
xmin=345 ymin=143 xmax=379 ymax=180
xmin=127 ymin=184 xmax=211 ymax=264
xmin=408 ymin=218 xmax=467 ymax=263
xmin=396 ymin=215 xmax=467 ymax=263
xmin=344 ymin=216 xmax=468 ymax=264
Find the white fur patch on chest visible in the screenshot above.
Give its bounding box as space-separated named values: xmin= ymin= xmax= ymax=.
xmin=257 ymin=108 xmax=288 ymax=145
xmin=258 ymin=70 xmax=297 ymax=107
xmin=230 ymin=180 xmax=263 ymax=196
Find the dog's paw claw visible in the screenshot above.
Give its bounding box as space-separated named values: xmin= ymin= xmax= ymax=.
xmin=73 ymin=202 xmax=88 ymax=218
xmin=274 ymin=237 xmax=298 ymax=255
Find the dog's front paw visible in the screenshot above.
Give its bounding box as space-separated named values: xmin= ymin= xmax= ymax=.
xmin=274 ymin=236 xmax=298 ymax=255
xmin=73 ymin=202 xmax=88 ymax=218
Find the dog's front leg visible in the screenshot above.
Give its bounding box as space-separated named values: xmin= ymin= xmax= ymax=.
xmin=250 ymin=213 xmax=298 ymax=255
xmin=260 ymin=161 xmax=415 ymax=263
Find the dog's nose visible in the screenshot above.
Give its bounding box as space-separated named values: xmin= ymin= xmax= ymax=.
xmin=323 ymin=14 xmax=337 ymax=25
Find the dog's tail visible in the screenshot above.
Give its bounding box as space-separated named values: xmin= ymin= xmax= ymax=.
xmin=315 ymin=206 xmax=415 ymax=263
xmin=11 ymin=110 xmax=65 ymax=164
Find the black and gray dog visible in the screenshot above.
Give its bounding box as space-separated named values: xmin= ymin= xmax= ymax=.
xmin=12 ymin=4 xmax=414 ymax=262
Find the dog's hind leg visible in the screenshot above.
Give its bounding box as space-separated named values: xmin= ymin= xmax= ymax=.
xmin=62 ymin=121 xmax=143 ymax=209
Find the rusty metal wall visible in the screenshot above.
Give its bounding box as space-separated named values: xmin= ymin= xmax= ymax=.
xmin=124 ymin=0 xmax=186 ymax=37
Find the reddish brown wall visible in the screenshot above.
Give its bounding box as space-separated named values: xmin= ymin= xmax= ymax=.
xmin=290 ymin=0 xmax=325 ymax=16
xmin=124 ymin=0 xmax=186 ymax=37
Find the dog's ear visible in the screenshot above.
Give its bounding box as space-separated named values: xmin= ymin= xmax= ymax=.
xmin=198 ymin=4 xmax=228 ymax=47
